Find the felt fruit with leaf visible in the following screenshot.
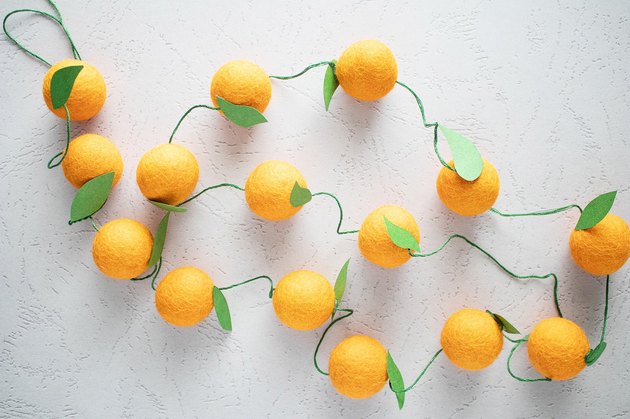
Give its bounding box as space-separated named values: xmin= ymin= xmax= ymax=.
xmin=136 ymin=143 xmax=199 ymax=205
xmin=527 ymin=317 xmax=589 ymax=380
xmin=155 ymin=266 xmax=215 ymax=327
xmin=335 ymin=40 xmax=397 ymax=101
xmin=210 ymin=60 xmax=271 ymax=128
xmin=436 ymin=159 xmax=500 ymax=216
xmin=91 ymin=218 xmax=153 ymax=279
xmin=328 ymin=335 xmax=388 ymax=399
xmin=245 ymin=160 xmax=307 ymax=221
xmin=568 ymin=191 xmax=630 ymax=275
xmin=358 ymin=205 xmax=420 ymax=268
xmin=61 ymin=134 xmax=123 ymax=188
xmin=272 ymin=270 xmax=335 ymax=331
xmin=440 ymin=308 xmax=504 ymax=370
xmin=570 ymin=214 xmax=630 ymax=275
xmin=43 ymin=59 xmax=106 ymax=121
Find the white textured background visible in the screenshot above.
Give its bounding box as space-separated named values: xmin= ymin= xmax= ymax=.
xmin=1 ymin=0 xmax=629 ymax=418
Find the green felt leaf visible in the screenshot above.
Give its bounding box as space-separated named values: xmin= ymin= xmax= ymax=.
xmin=149 ymin=200 xmax=188 ymax=213
xmin=323 ymin=60 xmax=339 ymax=111
xmin=585 ymin=341 xmax=607 ymax=366
xmin=51 ymin=65 xmax=83 ymax=109
xmin=439 ymin=125 xmax=483 ymax=181
xmin=148 ymin=212 xmax=170 ymax=268
xmin=69 ymin=171 xmax=114 ymax=224
xmin=487 ymin=310 xmax=520 ymax=334
xmin=333 ymin=258 xmax=350 ymax=310
xmin=575 ymin=191 xmax=617 ymax=231
xmin=213 ymin=287 xmax=232 ymax=331
xmin=387 ymin=352 xmax=405 ymax=410
xmin=383 ymin=216 xmax=420 ymax=253
xmin=290 ymin=181 xmax=312 ymax=207
xmin=216 ymin=96 xmax=267 ymax=128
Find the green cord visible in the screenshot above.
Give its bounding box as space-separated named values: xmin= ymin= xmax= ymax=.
xmin=395 ymin=81 xmax=453 ymax=171
xmin=312 ymin=192 xmax=360 ymax=235
xmin=313 ymin=308 xmax=354 ymax=376
xmin=168 ymin=104 xmax=219 ymax=144
xmin=130 ymin=257 xmax=162 ymax=286
xmin=506 ymin=336 xmax=551 ymax=382
xmin=490 ymin=204 xmax=582 ymax=217
xmin=47 ymin=104 xmax=71 ymax=168
xmin=269 ymin=61 xmax=334 ymax=80
xmin=410 ymin=234 xmax=563 ymax=318
xmin=177 ymin=183 xmax=245 ymax=207
xmin=3 ymin=2 xmax=81 ymax=67
xmin=219 ymin=275 xmax=275 ymax=298
xmin=502 ymin=332 xmax=522 ymax=344
xmin=390 ymin=348 xmax=443 ymax=394
xmin=89 ymin=216 xmax=99 ymax=232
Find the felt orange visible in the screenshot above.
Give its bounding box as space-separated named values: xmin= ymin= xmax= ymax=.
xmin=210 ymin=60 xmax=272 ymax=113
xmin=42 ymin=59 xmax=106 ymax=121
xmin=328 ymin=335 xmax=388 ymax=399
xmin=91 ymin=219 xmax=153 ymax=279
xmin=155 ymin=266 xmax=215 ymax=327
xmin=245 ymin=160 xmax=307 ymax=221
xmin=61 ymin=134 xmax=123 ymax=188
xmin=569 ymin=214 xmax=630 ymax=275
xmin=136 ymin=143 xmax=199 ymax=205
xmin=436 ymin=160 xmax=500 ymax=216
xmin=440 ymin=308 xmax=503 ymax=370
xmin=335 ymin=40 xmax=398 ymax=101
xmin=358 ymin=205 xmax=420 ymax=268
xmin=527 ymin=317 xmax=589 ymax=380
xmin=272 ymin=270 xmax=334 ymax=331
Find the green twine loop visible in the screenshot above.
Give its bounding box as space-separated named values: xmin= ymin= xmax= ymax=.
xmin=312 ymin=192 xmax=360 ymax=235
xmin=3 ymin=1 xmax=81 ymax=67
xmin=168 ymin=104 xmax=220 ymax=144
xmin=269 ymin=61 xmax=334 ymax=80
xmin=130 ymin=257 xmax=163 ymax=290
xmin=218 ymin=275 xmax=275 ymax=299
xmin=410 ymin=233 xmax=563 ymax=318
xmin=47 ymin=104 xmax=71 ymax=169
xmin=176 ymin=183 xmax=244 ymax=207
xmin=313 ymin=308 xmax=354 ymax=376
xmin=395 ymin=81 xmax=453 ymax=172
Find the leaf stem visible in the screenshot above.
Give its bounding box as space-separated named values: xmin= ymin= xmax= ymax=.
xmin=269 ymin=61 xmax=334 ymax=80
xmin=490 ymin=204 xmax=583 ymax=217
xmin=47 ymin=104 xmax=71 ymax=168
xmin=390 ymin=348 xmax=443 ymax=394
xmin=395 ymin=81 xmax=453 ymax=171
xmin=219 ymin=275 xmax=275 ymax=299
xmin=312 ymin=192 xmax=359 ymax=235
xmin=409 ymin=233 xmax=563 ymax=318
xmin=168 ymin=104 xmax=219 ymax=144
xmin=313 ymin=308 xmax=354 ymax=376
xmin=177 ymin=183 xmax=244 ymax=207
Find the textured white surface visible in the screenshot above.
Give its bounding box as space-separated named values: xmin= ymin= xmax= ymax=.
xmin=1 ymin=0 xmax=629 ymax=417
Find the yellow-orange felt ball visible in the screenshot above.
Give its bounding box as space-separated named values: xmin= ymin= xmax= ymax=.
xmin=436 ymin=160 xmax=500 ymax=216
xmin=245 ymin=160 xmax=307 ymax=221
xmin=43 ymin=59 xmax=106 ymax=121
xmin=335 ymin=40 xmax=398 ymax=101
xmin=358 ymin=205 xmax=420 ymax=268
xmin=440 ymin=308 xmax=503 ymax=371
xmin=328 ymin=335 xmax=388 ymax=399
xmin=61 ymin=134 xmax=123 ymax=188
xmin=569 ymin=214 xmax=630 ymax=275
xmin=210 ymin=60 xmax=272 ymax=113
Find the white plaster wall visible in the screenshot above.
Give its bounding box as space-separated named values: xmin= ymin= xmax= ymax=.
xmin=1 ymin=1 xmax=629 ymax=417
